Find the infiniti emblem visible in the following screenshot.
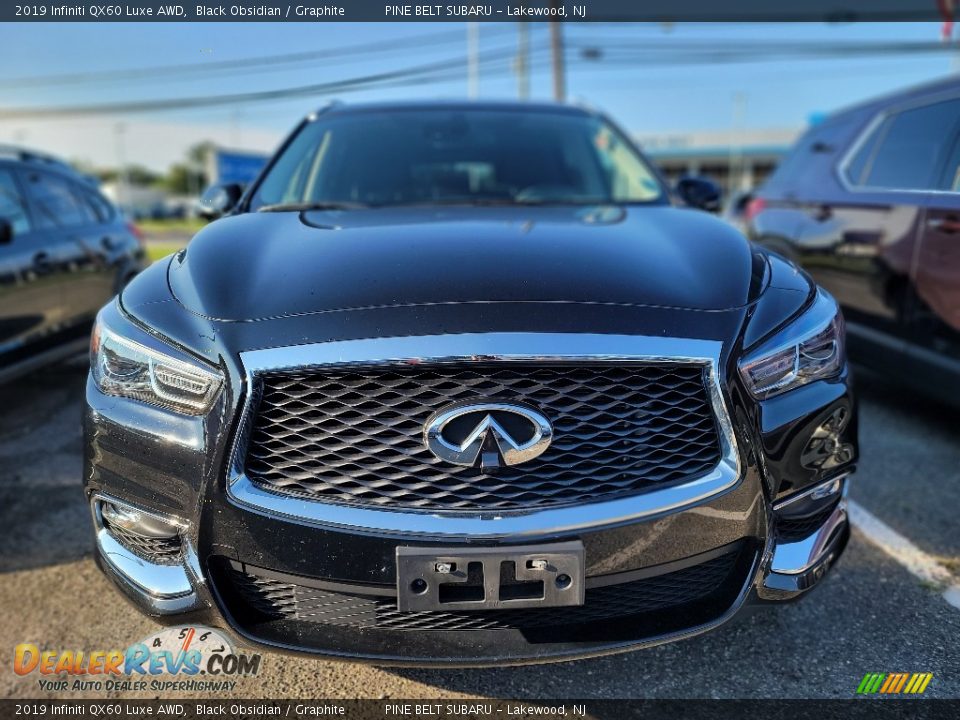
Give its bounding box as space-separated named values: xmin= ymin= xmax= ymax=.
xmin=423 ymin=402 xmax=553 ymax=470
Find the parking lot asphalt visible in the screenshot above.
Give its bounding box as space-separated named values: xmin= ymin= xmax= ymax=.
xmin=1 ymin=358 xmax=958 ymax=700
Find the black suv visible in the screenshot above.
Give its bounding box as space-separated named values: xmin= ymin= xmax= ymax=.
xmin=84 ymin=102 xmax=856 ymax=665
xmin=747 ymin=76 xmax=960 ymax=401
xmin=0 ymin=147 xmax=146 ymax=382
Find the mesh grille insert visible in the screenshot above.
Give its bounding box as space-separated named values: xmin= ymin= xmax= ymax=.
xmin=224 ymin=550 xmax=740 ymax=632
xmin=243 ymin=362 xmax=722 ymax=511
xmin=777 ymin=501 xmax=840 ymax=542
xmin=102 ymin=519 xmax=182 ymax=564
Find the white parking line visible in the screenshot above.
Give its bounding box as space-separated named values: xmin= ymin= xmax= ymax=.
xmin=848 ymin=500 xmax=960 ymax=611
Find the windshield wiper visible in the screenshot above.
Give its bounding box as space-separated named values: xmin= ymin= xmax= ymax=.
xmin=258 ymin=201 xmax=369 ymax=212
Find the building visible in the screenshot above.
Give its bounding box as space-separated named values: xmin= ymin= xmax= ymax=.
xmin=100 ymin=181 xmax=170 ymax=220
xmin=204 ymin=146 xmax=270 ymax=186
xmin=635 ymin=128 xmax=802 ymax=194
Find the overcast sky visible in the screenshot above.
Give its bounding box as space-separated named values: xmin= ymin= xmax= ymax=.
xmin=0 ymin=21 xmax=955 ymax=171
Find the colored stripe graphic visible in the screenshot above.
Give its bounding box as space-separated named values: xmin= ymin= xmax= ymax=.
xmin=894 ymin=674 xmax=909 ymax=693
xmin=907 ymin=673 xmax=934 ymax=694
xmin=879 ymin=674 xmax=896 ymax=693
xmin=905 ymin=674 xmax=921 ymax=694
xmin=856 ymin=672 xmax=932 ymax=694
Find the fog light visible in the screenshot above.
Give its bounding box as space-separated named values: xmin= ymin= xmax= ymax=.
xmin=100 ymin=501 xmax=181 ymax=539
xmin=801 ymin=406 xmax=854 ymax=470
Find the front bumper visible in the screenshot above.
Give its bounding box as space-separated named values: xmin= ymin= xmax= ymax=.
xmin=86 ymin=410 xmax=850 ymax=667
xmin=88 ymin=486 xmax=848 ymax=666
xmin=83 ymin=326 xmax=856 ymax=665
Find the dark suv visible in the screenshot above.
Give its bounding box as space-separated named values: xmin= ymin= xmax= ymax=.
xmin=747 ymin=76 xmax=960 ymax=400
xmin=0 ymin=147 xmax=146 ymax=382
xmin=84 ymin=101 xmax=856 ymax=665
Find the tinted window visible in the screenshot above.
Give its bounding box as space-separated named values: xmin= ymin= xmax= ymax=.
xmin=25 ymin=172 xmax=91 ymax=229
xmin=844 ymin=123 xmax=883 ymax=186
xmin=251 ymin=109 xmax=665 ymax=209
xmin=939 ymin=135 xmax=960 ymax=192
xmin=848 ymin=99 xmax=960 ymax=190
xmin=78 ymin=188 xmax=115 ymax=223
xmin=0 ymin=169 xmax=31 ymax=236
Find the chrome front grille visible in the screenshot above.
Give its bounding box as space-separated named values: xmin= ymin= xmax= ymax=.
xmin=242 ymin=362 xmax=722 ymax=512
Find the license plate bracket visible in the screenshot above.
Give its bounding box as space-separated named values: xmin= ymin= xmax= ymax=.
xmin=396 ymin=541 xmax=584 ymax=611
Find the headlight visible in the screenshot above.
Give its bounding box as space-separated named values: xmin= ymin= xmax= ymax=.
xmin=739 ymin=290 xmax=845 ymax=399
xmin=91 ymin=311 xmax=222 ymax=415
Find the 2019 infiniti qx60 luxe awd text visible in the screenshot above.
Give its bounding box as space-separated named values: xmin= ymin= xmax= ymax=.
xmin=83 ymin=101 xmax=857 ymax=665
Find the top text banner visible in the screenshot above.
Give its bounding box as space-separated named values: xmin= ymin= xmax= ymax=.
xmin=2 ymin=1 xmax=955 ymax=23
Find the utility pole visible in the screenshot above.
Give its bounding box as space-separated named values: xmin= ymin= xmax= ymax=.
xmin=939 ymin=1 xmax=958 ymax=71
xmin=467 ymin=22 xmax=480 ymax=99
xmin=114 ymin=122 xmax=130 ymax=213
xmin=231 ymin=107 xmax=244 ymax=148
xmin=549 ymin=15 xmax=565 ymax=102
xmin=515 ymin=22 xmax=529 ymax=100
xmin=728 ymin=92 xmax=747 ymax=194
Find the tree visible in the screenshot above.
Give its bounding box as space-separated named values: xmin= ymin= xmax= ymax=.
xmin=187 ymin=141 xmax=216 ymax=168
xmin=88 ymin=163 xmax=160 ymax=187
xmin=163 ymin=163 xmax=206 ymax=195
xmin=157 ymin=141 xmax=215 ymax=195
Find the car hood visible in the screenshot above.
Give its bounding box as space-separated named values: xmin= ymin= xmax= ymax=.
xmin=168 ymin=205 xmax=761 ymax=322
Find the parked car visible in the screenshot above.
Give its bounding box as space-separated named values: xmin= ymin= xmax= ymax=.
xmin=722 ymin=189 xmax=755 ymax=233
xmin=746 ymin=76 xmax=960 ymax=401
xmin=84 ymin=101 xmax=856 ymax=665
xmin=0 ymin=146 xmax=146 ymax=383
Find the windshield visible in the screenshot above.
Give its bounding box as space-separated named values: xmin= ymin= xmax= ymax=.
xmin=249 ymin=108 xmax=666 ymax=210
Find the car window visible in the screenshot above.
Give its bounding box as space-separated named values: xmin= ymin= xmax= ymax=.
xmin=251 ymin=109 xmax=665 ymax=209
xmin=24 ymin=171 xmax=93 ymax=229
xmin=78 ymin=188 xmax=115 ymax=223
xmin=847 ymin=98 xmax=960 ymax=191
xmin=0 ymin=169 xmax=31 ymax=236
xmin=844 ymin=123 xmax=883 ymax=186
xmin=938 ymin=134 xmax=960 ymax=192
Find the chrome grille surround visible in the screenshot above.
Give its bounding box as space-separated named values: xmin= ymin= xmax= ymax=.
xmin=227 ymin=333 xmax=741 ymax=538
xmin=244 ymin=364 xmax=721 ymax=511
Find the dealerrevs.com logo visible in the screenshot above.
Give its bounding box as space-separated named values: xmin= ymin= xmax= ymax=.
xmin=14 ymin=626 xmax=261 ymax=693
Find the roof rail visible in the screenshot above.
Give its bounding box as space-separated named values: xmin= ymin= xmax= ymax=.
xmin=0 ymin=144 xmax=74 ymax=172
xmin=305 ymin=99 xmax=342 ymax=120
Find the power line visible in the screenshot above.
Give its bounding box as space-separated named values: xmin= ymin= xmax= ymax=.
xmin=0 ymin=26 xmax=519 ymax=89
xmin=0 ymin=46 xmax=546 ymax=120
xmin=567 ymin=37 xmax=960 ymax=61
xmin=5 ymin=35 xmax=955 ymax=121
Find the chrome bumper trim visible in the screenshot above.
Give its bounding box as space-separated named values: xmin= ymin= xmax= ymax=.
xmin=770 ymin=500 xmax=848 ymax=575
xmin=95 ymin=529 xmax=193 ymax=599
xmin=91 ymin=495 xmax=205 ymax=614
xmin=759 ymin=499 xmax=849 ymax=601
xmin=227 ymin=333 xmax=741 ymax=539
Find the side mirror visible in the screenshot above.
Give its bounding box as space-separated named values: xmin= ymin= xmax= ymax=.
xmin=198 ymin=183 xmax=244 ymax=220
xmin=675 ymin=177 xmax=722 ymax=213
xmin=0 ymin=217 xmax=12 ymax=245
